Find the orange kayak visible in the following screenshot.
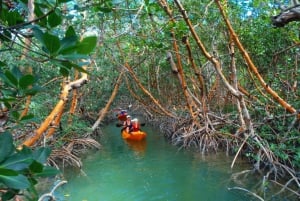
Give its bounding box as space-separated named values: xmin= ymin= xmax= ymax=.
xmin=121 ymin=129 xmax=146 ymax=141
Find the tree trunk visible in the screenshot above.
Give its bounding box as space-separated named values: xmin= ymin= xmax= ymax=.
xmin=21 ymin=66 xmax=88 ymax=147
xmin=91 ymin=71 xmax=124 ymax=131
xmin=215 ymin=0 xmax=300 ymax=120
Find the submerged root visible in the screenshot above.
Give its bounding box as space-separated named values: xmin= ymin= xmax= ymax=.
xmin=65 ymin=138 xmax=101 ymax=156
xmin=49 ymin=148 xmax=83 ymax=169
xmin=228 ymin=186 xmax=264 ymax=201
xmin=170 ymin=119 xmax=224 ymax=153
xmin=48 ymin=137 xmax=101 ymax=169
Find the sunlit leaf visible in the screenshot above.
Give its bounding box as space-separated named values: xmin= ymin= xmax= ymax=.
xmin=77 ymin=36 xmax=97 ymax=54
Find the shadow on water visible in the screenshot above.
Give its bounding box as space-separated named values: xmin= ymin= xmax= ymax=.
xmin=58 ymin=124 xmax=295 ymax=201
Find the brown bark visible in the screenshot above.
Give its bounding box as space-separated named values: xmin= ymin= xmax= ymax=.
xmin=124 ymin=63 xmax=176 ymax=118
xmin=158 ymin=0 xmax=197 ymax=119
xmin=173 ymin=0 xmax=241 ymax=99
xmin=68 ymin=70 xmax=79 ymax=124
xmin=124 ymin=75 xmax=165 ymax=116
xmin=19 ymin=0 xmax=35 ymax=119
xmin=46 ymin=107 xmax=64 ymax=138
xmin=91 ymin=71 xmax=124 ymax=131
xmin=22 ymin=66 xmax=88 ymax=147
xmin=229 ymin=35 xmax=246 ymax=130
xmin=215 ymin=0 xmax=299 ymax=119
xmin=182 ymin=36 xmax=207 ymax=97
xmin=172 ymin=0 xmax=256 ymax=140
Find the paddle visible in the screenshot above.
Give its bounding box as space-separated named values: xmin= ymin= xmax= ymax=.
xmin=115 ymin=122 xmax=146 ymax=127
xmin=116 ymin=123 xmax=123 ymax=127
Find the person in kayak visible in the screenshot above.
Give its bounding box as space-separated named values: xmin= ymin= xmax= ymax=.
xmin=123 ymin=115 xmax=133 ymax=133
xmin=116 ymin=108 xmax=128 ymax=121
xmin=131 ymin=118 xmax=140 ymax=132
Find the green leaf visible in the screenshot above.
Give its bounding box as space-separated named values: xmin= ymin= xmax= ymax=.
xmin=43 ymin=32 xmax=61 ymax=54
xmin=0 ymin=61 xmax=7 ymax=67
xmin=1 ymin=189 xmax=19 ymax=201
xmin=65 ymin=26 xmax=77 ymax=38
xmin=4 ymin=70 xmax=18 ymax=87
xmin=19 ymin=74 xmax=35 ymax=89
xmin=11 ymin=111 xmax=20 ymax=120
xmin=33 ymin=147 xmax=51 ymax=164
xmin=32 ymin=27 xmax=45 ymax=46
xmin=34 ymin=6 xmax=47 ymax=27
xmin=48 ymin=10 xmax=62 ymax=28
xmin=60 ymin=67 xmax=70 ymax=77
xmin=57 ymin=53 xmax=89 ymax=60
xmin=19 ymin=114 xmax=34 ymax=121
xmin=34 ymin=166 xmax=59 ymax=177
xmin=5 ymin=10 xmax=24 ymax=26
xmin=59 ymin=35 xmax=78 ymax=55
xmin=57 ymin=61 xmax=88 ymax=74
xmin=77 ymin=36 xmax=97 ymax=54
xmin=0 ymin=132 xmax=14 ymax=163
xmin=1 ymin=148 xmax=33 ymax=171
xmin=0 ymin=30 xmax=12 ymax=42
xmin=24 ymin=86 xmax=42 ymax=96
xmin=11 ymin=66 xmax=22 ymax=80
xmin=29 ymin=161 xmax=43 ymax=173
xmin=0 ymin=174 xmax=30 ymax=189
xmin=0 ymin=168 xmax=18 ymax=176
xmin=58 ymin=0 xmax=72 ymax=3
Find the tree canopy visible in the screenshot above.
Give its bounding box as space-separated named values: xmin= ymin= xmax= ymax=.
xmin=0 ymin=0 xmax=299 ymax=200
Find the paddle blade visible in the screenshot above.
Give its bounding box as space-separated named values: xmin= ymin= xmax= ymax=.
xmin=116 ymin=123 xmax=123 ymax=127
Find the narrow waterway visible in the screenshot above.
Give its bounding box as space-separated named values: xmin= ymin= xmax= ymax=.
xmin=58 ymin=125 xmax=289 ymax=201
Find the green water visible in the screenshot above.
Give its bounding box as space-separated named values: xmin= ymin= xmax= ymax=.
xmin=58 ymin=125 xmax=289 ymax=201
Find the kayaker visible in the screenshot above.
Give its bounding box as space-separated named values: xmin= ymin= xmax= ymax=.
xmin=131 ymin=118 xmax=140 ymax=131
xmin=123 ymin=115 xmax=133 ymax=133
xmin=116 ymin=108 xmax=128 ymax=121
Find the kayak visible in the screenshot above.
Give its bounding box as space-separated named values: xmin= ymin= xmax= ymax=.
xmin=121 ymin=129 xmax=147 ymax=141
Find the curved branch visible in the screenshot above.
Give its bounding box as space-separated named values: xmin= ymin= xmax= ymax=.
xmin=215 ymin=0 xmax=299 ymax=119
xmin=21 ymin=65 xmax=89 ymax=147
xmin=272 ymin=5 xmax=300 ymax=27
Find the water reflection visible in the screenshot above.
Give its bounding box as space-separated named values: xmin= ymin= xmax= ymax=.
xmin=124 ymin=139 xmax=147 ymax=156
xmin=59 ymin=125 xmax=295 ymax=201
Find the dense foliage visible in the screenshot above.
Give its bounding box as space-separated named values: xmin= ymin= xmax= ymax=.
xmin=0 ymin=0 xmax=299 ymax=200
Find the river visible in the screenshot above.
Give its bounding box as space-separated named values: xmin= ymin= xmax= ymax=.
xmin=57 ymin=124 xmax=294 ymax=201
